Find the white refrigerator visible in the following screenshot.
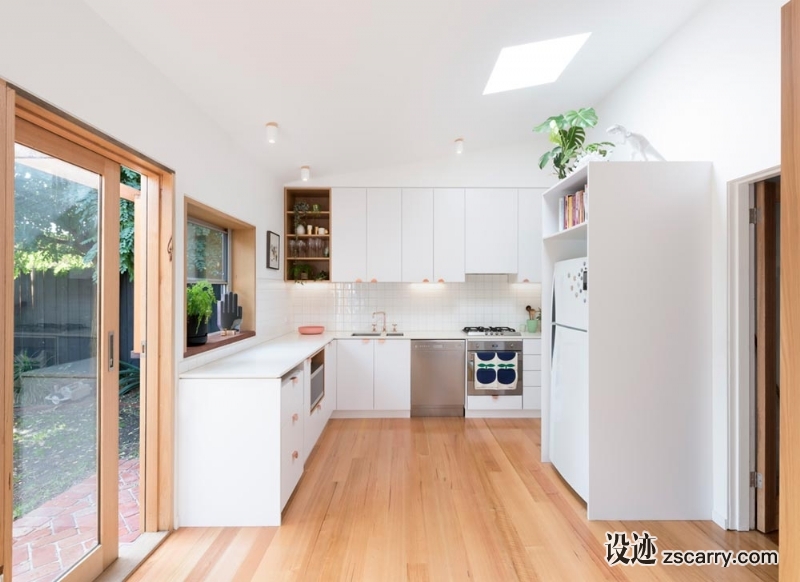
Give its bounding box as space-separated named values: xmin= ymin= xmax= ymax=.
xmin=549 ymin=257 xmax=589 ymax=501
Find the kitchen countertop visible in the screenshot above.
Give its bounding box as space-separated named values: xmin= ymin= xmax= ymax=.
xmin=179 ymin=330 xmax=542 ymax=380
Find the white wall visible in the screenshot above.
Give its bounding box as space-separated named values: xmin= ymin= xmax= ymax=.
xmin=0 ymin=0 xmax=291 ymax=373
xmin=286 ymin=139 xmax=554 ymax=188
xmin=594 ymin=0 xmax=785 ymax=527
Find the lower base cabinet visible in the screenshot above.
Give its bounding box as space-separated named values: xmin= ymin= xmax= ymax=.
xmin=177 ymin=367 xmax=307 ymax=527
xmin=337 ymin=339 xmax=411 ymax=413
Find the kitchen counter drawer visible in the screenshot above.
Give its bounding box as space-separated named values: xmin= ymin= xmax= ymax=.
xmin=523 ymin=370 xmax=542 ymax=387
xmin=523 ymin=355 xmax=542 ymax=371
xmin=523 ymin=339 xmax=542 ymax=355
xmin=467 ymin=395 xmax=522 ymax=410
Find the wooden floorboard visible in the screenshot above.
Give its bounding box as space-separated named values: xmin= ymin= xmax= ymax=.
xmin=127 ymin=419 xmax=779 ymax=581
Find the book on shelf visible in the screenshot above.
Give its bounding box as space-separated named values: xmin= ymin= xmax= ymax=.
xmin=559 ymin=184 xmax=589 ymax=231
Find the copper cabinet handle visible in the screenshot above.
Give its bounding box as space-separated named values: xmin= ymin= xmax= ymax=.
xmin=523 ymin=278 xmax=530 ymax=283
xmin=370 ymin=278 xmax=377 ymax=283
xmin=355 ymin=278 xmax=363 ymax=283
xmin=292 ymin=450 xmax=299 ymax=460
xmin=315 ymin=403 xmax=322 ymax=412
xmin=291 ymin=376 xmax=298 ymax=385
xmin=492 ymin=395 xmax=499 ymax=400
xmin=422 ymin=278 xmax=429 ymax=283
xmin=292 ymin=413 xmax=299 ymax=422
xmin=437 ymin=278 xmax=444 ymax=283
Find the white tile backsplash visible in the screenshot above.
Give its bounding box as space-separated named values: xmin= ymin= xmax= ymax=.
xmin=292 ymin=275 xmax=542 ymax=332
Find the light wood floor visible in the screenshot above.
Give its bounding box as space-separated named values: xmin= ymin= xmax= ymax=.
xmin=128 ymin=419 xmax=779 ymax=581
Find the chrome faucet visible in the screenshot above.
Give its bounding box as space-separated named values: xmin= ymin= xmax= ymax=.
xmin=373 ymin=311 xmax=387 ymax=333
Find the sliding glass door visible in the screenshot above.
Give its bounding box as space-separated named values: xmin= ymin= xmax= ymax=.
xmin=12 ymin=119 xmax=120 ymax=581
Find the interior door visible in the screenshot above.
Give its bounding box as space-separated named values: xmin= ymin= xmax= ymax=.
xmin=12 ymin=119 xmax=120 ymax=581
xmin=755 ymin=180 xmax=780 ymax=533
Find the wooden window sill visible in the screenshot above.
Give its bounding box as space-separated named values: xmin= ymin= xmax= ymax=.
xmin=184 ymin=330 xmax=256 ymax=358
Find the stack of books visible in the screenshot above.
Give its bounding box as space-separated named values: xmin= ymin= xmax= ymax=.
xmin=558 ymin=186 xmax=589 ymax=231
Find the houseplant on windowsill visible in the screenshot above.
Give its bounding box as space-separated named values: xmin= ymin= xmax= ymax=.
xmin=186 ymin=280 xmax=216 ymax=346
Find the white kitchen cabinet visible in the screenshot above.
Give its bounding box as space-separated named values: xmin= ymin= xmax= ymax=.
xmin=523 ymin=339 xmax=542 ymax=411
xmin=374 ymin=339 xmax=411 ymax=410
xmin=324 ymin=340 xmax=338 ymax=423
xmin=465 ymin=188 xmax=518 ymax=274
xmin=336 ymin=339 xmax=374 ymax=410
xmin=280 ymin=370 xmax=305 ymax=509
xmin=515 ymin=188 xmax=544 ymax=283
xmin=402 ymin=188 xmax=434 ymax=282
xmin=177 ymin=367 xmax=304 ymax=526
xmin=433 ymin=188 xmax=466 ymax=282
xmin=367 ymin=188 xmax=402 ymax=282
xmin=467 ymin=395 xmax=522 ymax=410
xmin=331 ymin=188 xmax=367 ymax=282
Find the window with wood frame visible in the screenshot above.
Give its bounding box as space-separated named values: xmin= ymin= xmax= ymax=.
xmin=184 ymin=197 xmax=256 ymax=357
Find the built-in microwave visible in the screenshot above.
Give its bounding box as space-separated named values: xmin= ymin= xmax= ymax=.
xmin=309 ymin=349 xmax=325 ymax=412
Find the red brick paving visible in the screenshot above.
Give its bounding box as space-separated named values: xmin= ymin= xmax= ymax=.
xmin=12 ymin=458 xmax=140 ymax=581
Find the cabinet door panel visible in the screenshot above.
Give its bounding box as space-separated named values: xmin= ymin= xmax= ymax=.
xmin=402 ymin=188 xmax=434 ymax=282
xmin=367 ymin=188 xmax=402 ymax=282
xmin=336 ymin=339 xmax=374 ymax=410
xmin=374 ymin=340 xmax=411 ymax=410
xmin=465 ymin=188 xmax=518 ymax=274
xmin=516 ymin=188 xmax=543 ymax=283
xmin=324 ymin=341 xmax=338 ymax=421
xmin=433 ymin=188 xmax=465 ymax=283
xmin=331 ymin=188 xmax=367 ymax=281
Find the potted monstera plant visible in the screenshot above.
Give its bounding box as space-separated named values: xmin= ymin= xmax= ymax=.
xmin=534 ymin=107 xmax=614 ymax=179
xmin=186 ymin=280 xmax=216 ymax=345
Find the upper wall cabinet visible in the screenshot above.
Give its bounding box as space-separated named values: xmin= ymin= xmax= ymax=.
xmin=433 ymin=189 xmax=466 ymax=283
xmin=465 ymin=189 xmax=518 ymax=274
xmin=402 ymin=188 xmax=465 ymax=283
xmin=513 ymin=188 xmax=544 ymax=283
xmin=331 ymin=188 xmax=367 ymax=282
xmin=401 ymin=189 xmax=434 ymax=282
xmin=367 ymin=188 xmax=402 ymax=282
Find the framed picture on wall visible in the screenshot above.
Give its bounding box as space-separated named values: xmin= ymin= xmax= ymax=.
xmin=267 ymin=231 xmax=280 ymax=270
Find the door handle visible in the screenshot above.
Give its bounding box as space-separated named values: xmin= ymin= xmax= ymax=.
xmin=109 ymin=332 xmax=115 ymax=370
xmin=467 ymin=358 xmax=474 ymax=381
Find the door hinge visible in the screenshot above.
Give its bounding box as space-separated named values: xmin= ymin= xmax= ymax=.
xmin=750 ymin=471 xmax=763 ymax=489
xmin=749 ymin=207 xmax=760 ymax=224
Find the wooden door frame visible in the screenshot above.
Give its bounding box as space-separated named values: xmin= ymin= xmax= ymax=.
xmin=782 ymin=4 xmax=800 ymax=579
xmin=0 ymin=79 xmax=14 ymax=580
xmin=755 ymin=180 xmax=780 ymax=533
xmin=0 ymin=82 xmax=175 ymax=577
xmin=726 ymin=165 xmax=780 ymax=532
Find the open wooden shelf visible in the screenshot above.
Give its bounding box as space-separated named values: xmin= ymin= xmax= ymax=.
xmin=285 ymin=188 xmax=332 ymax=282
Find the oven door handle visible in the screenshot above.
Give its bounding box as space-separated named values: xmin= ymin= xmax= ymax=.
xmin=467 ymin=356 xmax=474 ymax=382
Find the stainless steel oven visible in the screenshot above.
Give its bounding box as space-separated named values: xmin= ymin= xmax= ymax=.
xmin=466 ymin=339 xmax=523 ymax=396
xmin=309 ymin=348 xmax=324 ymax=412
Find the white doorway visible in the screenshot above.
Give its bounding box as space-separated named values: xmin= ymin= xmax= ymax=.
xmin=727 ymin=166 xmax=781 ymax=533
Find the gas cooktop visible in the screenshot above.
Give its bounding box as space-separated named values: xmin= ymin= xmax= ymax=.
xmin=463 ymin=326 xmax=521 ymax=337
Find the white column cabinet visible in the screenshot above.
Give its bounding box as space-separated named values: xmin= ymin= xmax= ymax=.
xmin=336 ymin=339 xmax=374 ymax=410
xmin=366 ymin=188 xmax=402 ymax=282
xmin=433 ymin=188 xmax=466 ymax=282
xmin=402 ymin=188 xmax=434 ymax=282
xmin=374 ymin=339 xmax=411 ymax=410
xmin=331 ymin=188 xmax=367 ymax=282
xmin=324 ymin=340 xmax=337 ymax=422
xmin=515 ymin=188 xmax=544 ymax=283
xmin=465 ymin=189 xmax=518 ymax=274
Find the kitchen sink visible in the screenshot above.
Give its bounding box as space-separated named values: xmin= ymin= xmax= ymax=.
xmin=351 ymin=332 xmax=382 ymax=337
xmin=386 ymin=332 xmax=404 ymax=336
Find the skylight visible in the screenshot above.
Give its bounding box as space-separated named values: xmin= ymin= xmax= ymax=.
xmin=483 ymin=33 xmax=592 ymax=95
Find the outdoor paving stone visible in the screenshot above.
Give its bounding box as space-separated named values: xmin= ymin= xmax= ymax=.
xmin=30 ymin=544 xmax=57 ymax=568
xmin=31 ymin=528 xmax=80 ymax=548
xmin=14 ymin=562 xmax=60 ymax=582
xmin=14 ymin=515 xmax=52 ymax=528
xmin=13 ymin=544 xmax=29 ymax=565
xmin=14 ymin=528 xmax=51 ymax=546
xmin=13 ymin=526 xmax=35 ymax=537
xmin=58 ymin=543 xmax=88 ymax=569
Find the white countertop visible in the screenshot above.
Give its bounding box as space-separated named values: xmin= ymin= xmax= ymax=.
xmin=180 ymin=330 xmax=542 ymax=380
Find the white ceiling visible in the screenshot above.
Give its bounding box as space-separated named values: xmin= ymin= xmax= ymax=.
xmin=81 ymin=0 xmax=709 ymax=183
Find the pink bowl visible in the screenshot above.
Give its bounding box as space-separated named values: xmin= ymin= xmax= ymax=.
xmin=298 ymin=326 xmax=325 ymax=335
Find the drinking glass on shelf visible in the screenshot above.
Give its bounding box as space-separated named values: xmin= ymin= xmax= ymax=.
xmin=297 ymin=240 xmax=307 ymax=257
xmin=289 ymin=239 xmax=297 ymax=258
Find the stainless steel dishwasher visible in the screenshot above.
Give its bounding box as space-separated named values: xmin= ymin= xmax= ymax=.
xmin=410 ymin=340 xmax=465 ymax=417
